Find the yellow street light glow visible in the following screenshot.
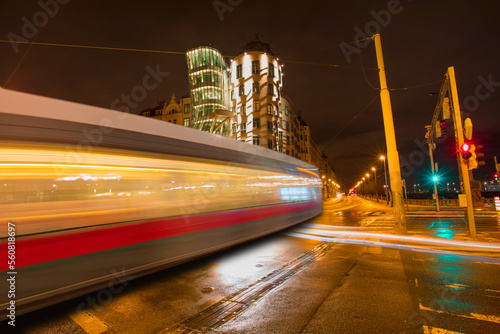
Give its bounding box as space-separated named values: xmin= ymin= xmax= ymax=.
xmin=371 ymin=167 xmax=376 ymax=171
xmin=366 ymin=173 xmax=370 ymax=177
xmin=380 ymin=155 xmax=385 ymax=160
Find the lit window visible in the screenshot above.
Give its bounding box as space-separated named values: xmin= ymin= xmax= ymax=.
xmin=285 ymin=106 xmax=289 ymax=116
xmin=267 ymin=104 xmax=273 ymax=115
xmin=278 ymin=131 xmax=283 ymax=141
xmin=183 ymin=118 xmax=190 ymax=127
xmin=253 ymin=100 xmax=260 ymax=111
xmin=184 ymin=104 xmax=190 ymax=114
xmin=203 ymin=72 xmax=211 ymax=82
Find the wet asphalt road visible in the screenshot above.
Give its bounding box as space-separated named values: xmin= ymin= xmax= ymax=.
xmin=5 ymin=196 xmax=500 ymax=333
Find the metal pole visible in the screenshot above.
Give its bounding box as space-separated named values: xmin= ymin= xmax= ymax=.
xmin=373 ymin=168 xmax=378 ymax=200
xmin=427 ymin=140 xmax=440 ymax=211
xmin=373 ymin=34 xmax=406 ymax=233
xmin=383 ymin=157 xmax=389 ymax=204
xmin=448 ymin=66 xmax=476 ymax=237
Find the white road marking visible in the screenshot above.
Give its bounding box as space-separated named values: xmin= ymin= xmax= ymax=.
xmin=419 ymin=302 xmax=500 ymax=324
xmin=423 ymin=325 xmax=464 ymax=333
xmin=68 ymin=310 xmax=109 ymax=334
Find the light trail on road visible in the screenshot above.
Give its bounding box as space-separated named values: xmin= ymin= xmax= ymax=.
xmin=285 ymin=225 xmax=500 ymax=265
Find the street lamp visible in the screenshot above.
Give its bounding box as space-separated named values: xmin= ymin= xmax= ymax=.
xmin=380 ymin=155 xmax=389 ymax=204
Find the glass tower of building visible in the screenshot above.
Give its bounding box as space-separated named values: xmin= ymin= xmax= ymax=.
xmin=186 ymin=46 xmax=232 ymax=136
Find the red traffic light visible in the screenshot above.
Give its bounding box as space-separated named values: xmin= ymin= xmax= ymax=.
xmin=460 ymin=142 xmax=472 ymax=160
xmin=495 ymin=174 xmax=499 ymax=178
xmin=461 ymin=142 xmax=470 ymax=152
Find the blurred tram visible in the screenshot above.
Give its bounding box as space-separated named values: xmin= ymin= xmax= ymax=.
xmin=0 ymin=87 xmax=322 ymax=317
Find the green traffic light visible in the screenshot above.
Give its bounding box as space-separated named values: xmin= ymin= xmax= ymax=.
xmin=432 ymin=175 xmax=439 ymax=182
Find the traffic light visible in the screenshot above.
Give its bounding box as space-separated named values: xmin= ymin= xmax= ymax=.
xmin=435 ymin=120 xmax=447 ymax=138
xmin=439 ymin=121 xmax=447 ymax=136
xmin=432 ymin=175 xmax=440 ymax=183
xmin=460 ymin=142 xmax=472 ymax=160
xmin=475 ymin=144 xmax=485 ymax=167
xmin=494 ymin=174 xmax=498 ymax=182
xmin=468 ymin=144 xmax=485 ymax=170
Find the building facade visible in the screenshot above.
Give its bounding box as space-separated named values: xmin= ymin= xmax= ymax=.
xmin=139 ymin=39 xmax=339 ymax=191
xmin=185 ymin=46 xmax=232 ymax=136
xmin=139 ymin=94 xmax=192 ymax=127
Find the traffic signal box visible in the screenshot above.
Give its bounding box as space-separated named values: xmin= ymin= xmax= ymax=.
xmin=460 ymin=142 xmax=485 ymax=170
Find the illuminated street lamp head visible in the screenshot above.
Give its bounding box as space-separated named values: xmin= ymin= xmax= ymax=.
xmin=380 ymin=155 xmax=385 ymax=160
xmin=362 ymin=177 xmax=365 ymax=181
xmin=366 ymin=173 xmax=370 ymax=177
xmin=371 ymin=167 xmax=376 ymax=171
xmin=432 ymin=175 xmax=439 ymax=183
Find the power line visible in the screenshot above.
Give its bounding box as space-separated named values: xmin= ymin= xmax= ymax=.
xmin=0 ymin=39 xmax=379 ymax=70
xmin=280 ymin=59 xmax=377 ymax=70
xmin=0 ymin=40 xmax=186 ymax=55
xmin=389 ymin=79 xmax=444 ymax=91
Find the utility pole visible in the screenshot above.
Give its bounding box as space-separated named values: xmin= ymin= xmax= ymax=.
xmin=372 ymin=167 xmax=378 ymax=200
xmin=448 ymin=67 xmax=476 ymax=237
xmin=373 ymin=34 xmax=406 ymax=233
xmin=425 ymin=126 xmax=440 ymax=212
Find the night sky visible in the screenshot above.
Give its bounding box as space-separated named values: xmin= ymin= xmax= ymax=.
xmin=1 ymin=0 xmax=499 ymax=189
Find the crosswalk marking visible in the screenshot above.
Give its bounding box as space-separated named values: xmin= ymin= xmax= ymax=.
xmin=68 ymin=310 xmax=109 ymax=334
xmin=419 ymin=302 xmax=500 ymax=324
xmin=423 ymin=325 xmax=464 ymax=334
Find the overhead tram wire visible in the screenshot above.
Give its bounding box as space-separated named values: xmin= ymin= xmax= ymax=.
xmin=0 ymin=40 xmax=186 ymax=56
xmin=0 ymin=39 xmax=444 ymax=92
